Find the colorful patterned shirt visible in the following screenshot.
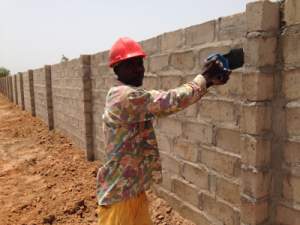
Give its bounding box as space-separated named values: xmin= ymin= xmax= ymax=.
xmin=96 ymin=75 xmax=207 ymax=205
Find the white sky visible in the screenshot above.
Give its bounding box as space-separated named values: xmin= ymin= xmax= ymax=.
xmin=0 ymin=0 xmax=256 ymax=74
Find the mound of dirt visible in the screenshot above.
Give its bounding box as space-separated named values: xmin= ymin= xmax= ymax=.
xmin=0 ymin=95 xmax=194 ymax=225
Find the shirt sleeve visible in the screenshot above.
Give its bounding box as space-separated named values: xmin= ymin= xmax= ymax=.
xmin=121 ymin=74 xmax=207 ymax=123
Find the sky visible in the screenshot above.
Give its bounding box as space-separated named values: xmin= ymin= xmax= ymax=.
xmin=0 ymin=0 xmax=256 ymax=74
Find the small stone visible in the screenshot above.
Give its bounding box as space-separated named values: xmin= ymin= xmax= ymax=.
xmin=75 ymin=200 xmax=85 ymax=208
xmin=158 ymin=214 xmax=164 ymax=220
xmin=166 ymin=207 xmax=172 ymax=214
xmin=43 ymin=214 xmax=55 ymax=224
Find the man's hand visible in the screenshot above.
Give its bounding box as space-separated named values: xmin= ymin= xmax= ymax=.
xmin=201 ymin=59 xmax=231 ymax=88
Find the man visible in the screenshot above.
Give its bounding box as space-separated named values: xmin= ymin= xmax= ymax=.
xmin=96 ymin=37 xmax=231 ymax=225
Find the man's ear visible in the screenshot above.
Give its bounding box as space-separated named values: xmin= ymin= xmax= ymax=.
xmin=113 ymin=66 xmax=119 ymax=75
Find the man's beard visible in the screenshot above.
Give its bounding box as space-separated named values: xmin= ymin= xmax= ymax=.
xmin=118 ymin=76 xmax=143 ymax=87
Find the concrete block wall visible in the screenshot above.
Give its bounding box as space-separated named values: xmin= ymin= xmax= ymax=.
xmin=11 ymin=75 xmax=18 ymax=104
xmin=275 ymin=0 xmax=300 ymax=224
xmin=8 ymin=76 xmax=13 ymax=102
xmin=242 ymin=2 xmax=279 ymax=225
xmin=0 ymin=1 xmax=299 ymax=224
xmin=32 ymin=66 xmax=54 ymax=129
xmin=51 ymin=59 xmax=85 ymax=149
xmin=0 ymin=77 xmax=6 ymax=96
xmin=90 ymin=51 xmax=112 ymax=162
xmin=51 ymin=56 xmax=93 ymax=160
xmin=16 ymin=72 xmax=25 ymax=110
xmin=23 ymin=70 xmax=35 ymax=116
xmin=33 ymin=67 xmax=47 ymax=122
xmin=147 ymin=21 xmax=244 ymax=225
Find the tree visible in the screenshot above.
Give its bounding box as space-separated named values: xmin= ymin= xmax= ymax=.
xmin=0 ymin=67 xmax=10 ymax=77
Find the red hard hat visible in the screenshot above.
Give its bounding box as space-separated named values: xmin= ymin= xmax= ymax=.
xmin=109 ymin=37 xmax=146 ymax=67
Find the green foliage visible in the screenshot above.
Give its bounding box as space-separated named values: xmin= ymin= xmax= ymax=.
xmin=0 ymin=67 xmax=10 ymax=77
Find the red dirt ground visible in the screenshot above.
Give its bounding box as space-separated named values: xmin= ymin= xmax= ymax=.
xmin=0 ymin=95 xmax=194 ymax=225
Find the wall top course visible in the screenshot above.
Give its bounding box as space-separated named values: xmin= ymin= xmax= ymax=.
xmin=284 ymin=0 xmax=300 ymax=26
xmin=217 ymin=12 xmax=246 ymax=41
xmin=246 ymin=0 xmax=280 ymax=32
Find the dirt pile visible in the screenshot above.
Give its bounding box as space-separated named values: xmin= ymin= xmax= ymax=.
xmin=0 ymin=95 xmax=194 ymax=225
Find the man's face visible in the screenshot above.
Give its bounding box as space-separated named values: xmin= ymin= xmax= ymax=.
xmin=114 ymin=56 xmax=145 ymax=87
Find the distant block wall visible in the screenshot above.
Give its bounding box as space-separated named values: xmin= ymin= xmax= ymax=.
xmin=0 ymin=1 xmax=299 ymax=224
xmin=16 ymin=73 xmax=25 ymax=110
xmin=23 ymin=70 xmax=35 ymax=116
xmin=51 ymin=56 xmax=93 ymax=159
xmin=51 ymin=59 xmax=85 ymax=148
xmin=33 ymin=67 xmax=48 ymax=124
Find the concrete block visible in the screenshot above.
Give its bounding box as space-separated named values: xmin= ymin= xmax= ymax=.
xmin=286 ymin=103 xmax=300 ymax=136
xmin=241 ymin=196 xmax=269 ymax=225
xmin=80 ymin=54 xmax=90 ymax=66
xmin=241 ymin=170 xmax=271 ymax=199
xmin=282 ymin=26 xmax=300 ymax=67
xmin=98 ymin=64 xmax=111 ymax=77
xmin=241 ymin=103 xmax=272 ymax=135
xmin=284 ymin=140 xmax=300 ymax=166
xmin=213 ymin=71 xmax=243 ymax=98
xmin=140 ymin=36 xmax=161 ymax=55
xmin=173 ymin=138 xmax=199 ymax=162
xmin=276 ymin=205 xmax=300 ymax=225
xmin=160 ymin=152 xmax=181 ymax=174
xmin=156 ymin=134 xmax=172 ymax=153
xmin=182 ymin=121 xmax=213 ymax=144
xmin=172 ymin=178 xmax=199 ymax=207
xmin=170 ymin=50 xmax=195 ymax=71
xmin=218 ymin=13 xmax=246 ymax=40
xmin=283 ymin=69 xmax=300 ymax=100
xmin=161 ymin=170 xmax=173 ymax=191
xmin=160 ymin=75 xmax=182 ymax=90
xmin=176 ymin=103 xmax=197 ymax=119
xmin=216 ymin=128 xmax=241 ymax=154
xmin=246 ymin=0 xmax=279 ymax=31
xmin=185 ymin=21 xmax=216 ymax=46
xmin=216 ymin=177 xmax=241 ymax=207
xmin=179 ymin=203 xmax=212 ymax=225
xmin=243 ymin=73 xmax=274 ymax=101
xmin=201 ymin=193 xmax=239 ymax=225
xmin=153 ymin=186 xmax=183 ymax=212
xmin=91 ymin=52 xmax=104 ymax=66
xmin=200 ymin=148 xmax=241 ymax=177
xmin=149 ymin=54 xmax=169 ymax=72
xmin=161 ymin=29 xmax=185 ymax=52
xmin=198 ymin=99 xmax=236 ymax=124
xmin=283 ymin=174 xmax=300 ymax=203
xmin=158 ymin=118 xmax=182 ymax=138
xmin=284 ymin=0 xmax=300 ymax=26
xmin=143 ymin=75 xmax=160 ymax=90
xmin=245 ymin=36 xmax=277 ymax=67
xmin=103 ymin=76 xmax=115 ymax=89
xmin=182 ymin=162 xmax=209 ymax=190
xmin=241 ymin=135 xmax=271 ymax=168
